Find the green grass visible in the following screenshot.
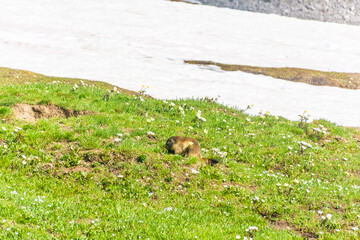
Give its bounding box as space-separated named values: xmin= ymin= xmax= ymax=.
xmin=0 ymin=68 xmax=360 ymax=239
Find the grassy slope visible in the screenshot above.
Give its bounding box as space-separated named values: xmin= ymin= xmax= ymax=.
xmin=0 ymin=67 xmax=139 ymax=96
xmin=185 ymin=60 xmax=360 ymax=90
xmin=0 ymin=67 xmax=360 ymax=239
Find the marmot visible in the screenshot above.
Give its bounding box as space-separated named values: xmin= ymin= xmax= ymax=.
xmin=165 ymin=136 xmax=219 ymax=165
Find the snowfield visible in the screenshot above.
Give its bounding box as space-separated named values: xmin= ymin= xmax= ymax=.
xmin=1 ymin=0 xmax=360 ymax=126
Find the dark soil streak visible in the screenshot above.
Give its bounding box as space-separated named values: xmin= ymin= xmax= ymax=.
xmin=185 ymin=60 xmax=360 ymax=90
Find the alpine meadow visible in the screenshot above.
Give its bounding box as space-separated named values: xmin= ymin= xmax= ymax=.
xmin=0 ymin=68 xmax=359 ymax=239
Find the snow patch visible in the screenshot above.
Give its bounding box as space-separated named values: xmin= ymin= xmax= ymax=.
xmin=0 ymin=0 xmax=360 ymax=126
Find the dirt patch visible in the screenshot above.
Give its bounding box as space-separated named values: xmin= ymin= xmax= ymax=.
xmin=185 ymin=60 xmax=360 ymax=90
xmin=42 ymin=160 xmax=91 ymax=176
xmin=350 ymin=128 xmax=360 ymax=143
xmin=146 ymin=134 xmax=157 ymax=142
xmin=42 ymin=163 xmax=54 ymax=171
xmin=46 ymin=141 xmax=77 ymax=151
xmin=59 ymin=165 xmax=91 ymax=175
xmin=12 ymin=103 xmax=91 ymax=122
xmin=347 ymin=169 xmax=360 ymax=178
xmin=272 ymin=220 xmax=293 ymax=231
xmin=43 ymin=147 xmax=134 ymax=177
xmin=334 ymin=136 xmax=349 ymax=143
xmin=268 ymin=220 xmax=317 ymax=239
xmin=82 ymin=150 xmax=128 ymax=164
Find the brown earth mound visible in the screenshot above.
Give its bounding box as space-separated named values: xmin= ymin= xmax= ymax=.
xmin=12 ymin=103 xmax=90 ymax=122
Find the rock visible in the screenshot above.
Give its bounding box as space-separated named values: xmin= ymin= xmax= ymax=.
xmin=198 ymin=0 xmax=360 ymax=25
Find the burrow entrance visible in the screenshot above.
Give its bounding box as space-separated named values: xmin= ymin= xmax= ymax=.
xmin=12 ymin=103 xmax=90 ymax=122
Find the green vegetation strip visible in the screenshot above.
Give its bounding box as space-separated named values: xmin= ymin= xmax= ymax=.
xmin=168 ymin=0 xmax=200 ymax=4
xmin=185 ymin=60 xmax=360 ymax=90
xmin=0 ymin=67 xmax=359 ymax=239
xmin=0 ymin=67 xmax=139 ymax=96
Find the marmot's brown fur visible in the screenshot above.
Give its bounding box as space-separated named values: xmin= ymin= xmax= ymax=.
xmin=165 ymin=136 xmax=219 ymax=165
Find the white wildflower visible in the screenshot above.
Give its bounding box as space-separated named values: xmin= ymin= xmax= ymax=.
xmin=191 ymin=168 xmax=199 ymax=174
xmin=164 ymin=207 xmax=173 ymax=212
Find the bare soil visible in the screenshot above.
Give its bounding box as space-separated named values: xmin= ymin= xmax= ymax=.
xmin=269 ymin=220 xmax=317 ymax=239
xmin=12 ymin=103 xmax=91 ymax=122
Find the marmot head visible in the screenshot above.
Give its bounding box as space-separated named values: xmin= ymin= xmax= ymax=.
xmin=165 ymin=137 xmax=176 ymax=152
